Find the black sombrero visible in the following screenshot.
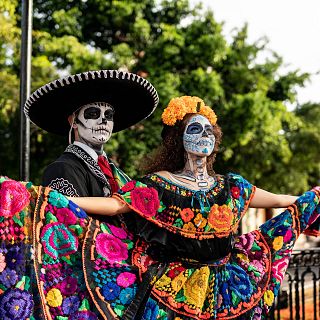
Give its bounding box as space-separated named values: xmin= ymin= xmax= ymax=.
xmin=24 ymin=70 xmax=159 ymax=135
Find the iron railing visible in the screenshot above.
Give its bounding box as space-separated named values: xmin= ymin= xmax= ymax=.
xmin=269 ymin=248 xmax=320 ymax=320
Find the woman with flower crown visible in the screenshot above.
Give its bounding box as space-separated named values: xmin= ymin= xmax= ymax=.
xmin=0 ymin=96 xmax=319 ymax=320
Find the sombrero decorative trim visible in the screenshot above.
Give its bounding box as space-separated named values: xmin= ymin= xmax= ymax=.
xmin=24 ymin=70 xmax=159 ymax=135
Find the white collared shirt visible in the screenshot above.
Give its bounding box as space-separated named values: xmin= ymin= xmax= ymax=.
xmin=73 ymin=141 xmax=107 ymax=162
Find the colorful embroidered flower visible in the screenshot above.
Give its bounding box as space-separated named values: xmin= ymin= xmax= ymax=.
xmin=60 ymin=276 xmax=78 ymax=295
xmin=161 ymin=96 xmax=217 ymax=126
xmin=121 ymin=180 xmax=136 ymax=193
xmin=263 ymin=290 xmax=274 ymax=306
xmin=102 ymin=282 xmax=120 ymax=300
xmin=0 ymin=180 xmax=30 ymax=217
xmin=208 ymin=204 xmax=233 ymax=233
xmin=182 ymin=222 xmax=196 ymax=232
xmin=252 ymin=306 xmax=263 ymax=320
xmin=231 ymin=186 xmax=240 ymax=199
xmin=62 ymin=295 xmax=80 ymax=315
xmin=171 ymin=272 xmax=188 ymax=292
xmin=0 ymin=288 xmax=33 ymax=320
xmin=69 ymin=310 xmax=97 ymax=320
xmin=227 ymin=264 xmax=253 ymax=299
xmin=56 ymin=207 xmax=77 ymax=225
xmin=96 ymin=233 xmax=128 ymax=263
xmin=119 ymin=287 xmax=136 ymax=305
xmin=46 ymin=288 xmax=63 ymax=307
xmin=116 ymin=272 xmax=137 ymax=288
xmin=155 ymin=275 xmax=171 ymax=289
xmin=194 ymin=213 xmax=207 ymax=228
xmin=6 ymin=248 xmax=23 ymax=269
xmin=108 ymin=224 xmax=128 ymax=239
xmin=235 ymin=233 xmax=255 ymax=252
xmin=131 ymin=187 xmax=160 ymax=217
xmin=40 ymin=223 xmax=78 ymax=259
xmin=283 ymin=229 xmax=293 ymax=242
xmin=180 ymin=208 xmax=194 ymax=222
xmin=0 ymin=269 xmax=18 ymax=287
xmin=48 ymin=190 xmax=69 ymax=208
xmin=142 ymin=298 xmax=159 ymax=320
xmin=167 ymin=266 xmax=186 ymax=279
xmin=0 ymin=252 xmax=6 ymax=272
xmin=68 ymin=201 xmax=87 ymax=218
xmin=272 ymin=236 xmax=284 ymax=251
xmin=272 ymin=256 xmax=290 ymax=283
xmin=185 ymin=267 xmax=210 ymax=308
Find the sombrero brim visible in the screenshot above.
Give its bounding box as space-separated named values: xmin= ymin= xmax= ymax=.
xmin=24 ymin=70 xmax=159 ymax=135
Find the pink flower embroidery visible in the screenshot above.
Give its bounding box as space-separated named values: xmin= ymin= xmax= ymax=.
xmin=96 ymin=233 xmax=128 ymax=263
xmin=60 ymin=276 xmax=78 ymax=295
xmin=0 ymin=252 xmax=6 ymax=272
xmin=272 ymin=256 xmax=290 ymax=282
xmin=108 ymin=224 xmax=127 ymax=239
xmin=235 ymin=233 xmax=255 ymax=252
xmin=283 ymin=229 xmax=293 ymax=242
xmin=121 ymin=180 xmax=136 ymax=193
xmin=0 ymin=180 xmax=30 ymax=217
xmin=56 ymin=207 xmax=77 ymax=225
xmin=116 ymin=272 xmax=137 ymax=288
xmin=130 ymin=187 xmax=160 ymax=217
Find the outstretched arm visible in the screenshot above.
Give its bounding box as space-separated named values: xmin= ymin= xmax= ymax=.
xmin=250 ymin=187 xmax=298 ymax=208
xmin=67 ymin=196 xmax=130 ymax=216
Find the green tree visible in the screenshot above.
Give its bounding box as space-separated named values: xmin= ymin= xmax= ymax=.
xmin=0 ymin=0 xmax=318 ymax=194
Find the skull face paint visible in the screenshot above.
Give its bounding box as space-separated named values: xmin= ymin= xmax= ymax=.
xmin=183 ymin=115 xmax=215 ymax=157
xmin=75 ymin=102 xmax=114 ymax=147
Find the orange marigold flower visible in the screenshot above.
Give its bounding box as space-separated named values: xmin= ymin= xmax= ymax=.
xmin=180 ymin=208 xmax=194 ymax=222
xmin=161 ymin=96 xmax=217 ymax=126
xmin=194 ymin=213 xmax=207 ymax=228
xmin=207 ymin=204 xmax=233 ymax=233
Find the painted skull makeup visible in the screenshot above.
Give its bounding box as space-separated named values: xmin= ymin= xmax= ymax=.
xmin=183 ymin=115 xmax=215 ymax=156
xmin=75 ymin=102 xmax=114 ymax=147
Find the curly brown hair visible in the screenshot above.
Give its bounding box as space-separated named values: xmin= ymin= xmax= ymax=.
xmin=142 ymin=113 xmax=222 ymax=175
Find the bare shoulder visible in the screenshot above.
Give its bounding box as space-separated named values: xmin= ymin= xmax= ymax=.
xmin=154 ymin=170 xmax=172 ymax=180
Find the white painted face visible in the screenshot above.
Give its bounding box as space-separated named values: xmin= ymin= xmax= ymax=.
xmin=75 ymin=102 xmax=114 ymax=147
xmin=183 ymin=115 xmax=215 ymax=156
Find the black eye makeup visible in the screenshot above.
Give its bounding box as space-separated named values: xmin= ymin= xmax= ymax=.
xmin=104 ymin=109 xmax=114 ymax=120
xmin=186 ymin=122 xmax=203 ymax=134
xmin=84 ymin=107 xmax=101 ymax=119
xmin=204 ymin=124 xmax=214 ymax=135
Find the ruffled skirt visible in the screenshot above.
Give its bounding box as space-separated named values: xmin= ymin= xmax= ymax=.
xmin=0 ymin=177 xmax=319 ymax=320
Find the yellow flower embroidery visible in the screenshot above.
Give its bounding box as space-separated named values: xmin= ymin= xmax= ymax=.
xmin=194 ymin=213 xmax=207 ymax=228
xmin=155 ymin=274 xmax=172 ymax=290
xmin=46 ymin=288 xmax=63 ymax=307
xmin=237 ymin=253 xmax=249 ymax=262
xmin=162 ymin=96 xmax=217 ymax=126
xmin=264 ymin=290 xmax=274 ymax=306
xmin=273 ymin=236 xmax=284 ymax=251
xmin=183 ymin=222 xmax=196 ymax=232
xmin=171 ymin=272 xmax=188 ymax=292
xmin=184 ymin=266 xmax=210 ymax=308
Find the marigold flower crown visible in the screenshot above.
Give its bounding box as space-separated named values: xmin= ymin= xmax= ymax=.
xmin=161 ymin=96 xmax=217 ymax=126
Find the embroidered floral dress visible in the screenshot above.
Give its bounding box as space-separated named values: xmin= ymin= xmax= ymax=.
xmin=0 ymin=174 xmax=319 ymax=320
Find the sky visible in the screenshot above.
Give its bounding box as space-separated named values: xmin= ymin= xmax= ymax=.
xmin=191 ymin=0 xmax=320 ymax=104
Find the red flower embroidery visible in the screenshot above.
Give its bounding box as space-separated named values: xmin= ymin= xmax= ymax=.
xmin=231 ymin=186 xmax=240 ymax=199
xmin=168 ymin=266 xmax=186 ymax=279
xmin=130 ymin=187 xmax=160 ymax=217
xmin=121 ymin=180 xmax=136 ymax=193
xmin=180 ymin=208 xmax=194 ymax=222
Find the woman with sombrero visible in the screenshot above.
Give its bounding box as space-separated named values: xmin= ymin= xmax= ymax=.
xmin=0 ymin=95 xmax=319 ymax=319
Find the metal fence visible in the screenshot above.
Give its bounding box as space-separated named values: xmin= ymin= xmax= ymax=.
xmin=269 ymin=248 xmax=320 ymax=320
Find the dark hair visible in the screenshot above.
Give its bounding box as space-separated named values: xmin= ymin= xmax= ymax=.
xmin=142 ymin=113 xmax=222 ymax=175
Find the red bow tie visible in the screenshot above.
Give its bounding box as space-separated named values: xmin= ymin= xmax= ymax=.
xmin=97 ymin=155 xmax=119 ymax=193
